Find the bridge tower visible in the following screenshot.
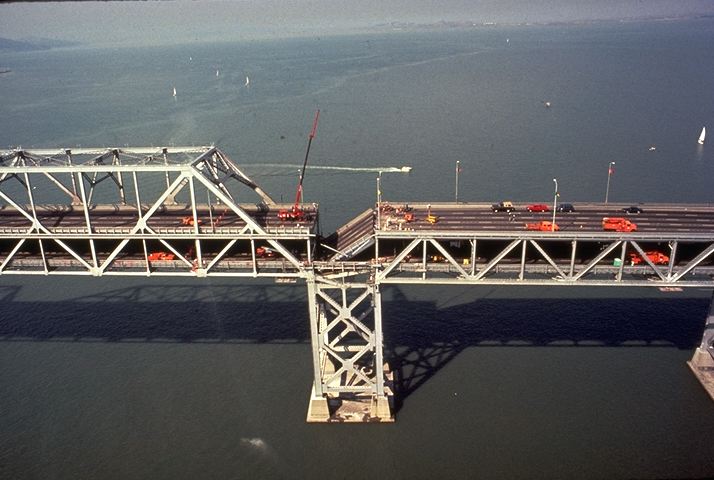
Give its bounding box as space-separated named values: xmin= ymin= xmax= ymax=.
xmin=305 ymin=273 xmax=393 ymax=422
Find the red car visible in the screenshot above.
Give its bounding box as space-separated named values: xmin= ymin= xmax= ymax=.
xmin=526 ymin=204 xmax=550 ymax=212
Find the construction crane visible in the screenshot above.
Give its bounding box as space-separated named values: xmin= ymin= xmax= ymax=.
xmin=278 ymin=109 xmax=320 ymax=221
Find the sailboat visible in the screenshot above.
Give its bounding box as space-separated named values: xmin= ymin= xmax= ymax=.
xmin=172 ymin=86 xmax=177 ymax=97
xmin=698 ymin=126 xmax=706 ymax=145
xmin=245 ymin=76 xmax=250 ymax=87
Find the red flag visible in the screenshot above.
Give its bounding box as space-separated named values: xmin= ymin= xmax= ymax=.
xmin=608 ymin=166 xmax=614 ymax=175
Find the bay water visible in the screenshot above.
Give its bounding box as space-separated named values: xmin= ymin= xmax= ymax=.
xmin=2 ymin=19 xmax=714 ymax=479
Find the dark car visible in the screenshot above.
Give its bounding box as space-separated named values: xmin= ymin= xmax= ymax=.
xmin=622 ymin=206 xmax=643 ymax=214
xmin=556 ymin=203 xmax=575 ymax=213
xmin=491 ymin=201 xmax=515 ymax=213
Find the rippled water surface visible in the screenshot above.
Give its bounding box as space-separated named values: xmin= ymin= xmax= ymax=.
xmin=2 ymin=19 xmax=714 ymax=479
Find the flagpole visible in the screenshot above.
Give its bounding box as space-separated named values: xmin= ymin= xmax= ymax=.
xmin=605 ymin=161 xmax=615 ymax=204
xmin=455 ymin=160 xmax=460 ymax=203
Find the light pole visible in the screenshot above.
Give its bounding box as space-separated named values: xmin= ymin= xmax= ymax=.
xmin=552 ymin=178 xmax=558 ymax=231
xmin=605 ymin=161 xmax=615 ymax=203
xmin=455 ymin=160 xmax=460 ymax=203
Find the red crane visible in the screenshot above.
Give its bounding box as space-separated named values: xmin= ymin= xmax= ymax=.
xmin=278 ymin=109 xmax=320 ymax=222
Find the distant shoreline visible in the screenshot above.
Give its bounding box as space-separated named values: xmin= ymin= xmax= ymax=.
xmin=371 ymin=14 xmax=714 ymax=33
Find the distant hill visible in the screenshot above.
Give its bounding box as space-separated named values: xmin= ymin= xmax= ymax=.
xmin=0 ymin=37 xmax=80 ymax=52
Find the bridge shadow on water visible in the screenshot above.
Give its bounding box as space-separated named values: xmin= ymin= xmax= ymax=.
xmin=0 ymin=281 xmax=709 ymax=413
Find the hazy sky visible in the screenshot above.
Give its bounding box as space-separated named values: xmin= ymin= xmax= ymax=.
xmin=2 ymin=0 xmax=713 ymax=46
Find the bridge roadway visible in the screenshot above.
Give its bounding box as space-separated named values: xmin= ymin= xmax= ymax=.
xmin=0 ymin=203 xmax=318 ymax=233
xmin=2 ymin=201 xmax=714 ymax=273
xmin=358 ymin=201 xmax=714 ymax=236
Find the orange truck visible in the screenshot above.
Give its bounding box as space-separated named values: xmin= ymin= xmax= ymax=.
xmin=602 ymin=217 xmax=637 ymax=232
xmin=147 ymin=252 xmax=175 ymax=261
xmin=629 ymin=251 xmax=669 ymax=265
xmin=525 ymin=220 xmax=559 ymax=231
xmin=181 ymin=216 xmax=203 ymax=226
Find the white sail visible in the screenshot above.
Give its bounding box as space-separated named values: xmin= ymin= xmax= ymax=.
xmin=172 ymin=87 xmax=177 ymax=97
xmin=698 ymin=126 xmax=706 ymax=145
xmin=245 ymin=76 xmax=250 ymax=87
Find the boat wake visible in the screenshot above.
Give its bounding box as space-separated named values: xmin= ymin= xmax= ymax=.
xmin=245 ymin=163 xmax=412 ymax=173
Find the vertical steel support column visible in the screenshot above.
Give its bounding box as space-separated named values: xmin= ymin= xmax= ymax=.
xmin=617 ymin=241 xmax=628 ymax=281
xmin=162 ymin=148 xmax=172 ymax=193
xmin=422 ymin=239 xmax=427 ymax=280
xmin=470 ymin=238 xmax=477 ymax=276
xmin=305 ymin=275 xmax=330 ymax=421
xmin=370 ymin=282 xmax=391 ymax=419
xmin=305 ymin=278 xmax=394 ymax=423
xmin=66 ymin=149 xmax=80 ymax=205
xmin=687 ymin=289 xmax=714 ymax=401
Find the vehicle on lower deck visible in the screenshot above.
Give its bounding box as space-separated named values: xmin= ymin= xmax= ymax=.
xmin=628 ymin=251 xmax=669 ymax=265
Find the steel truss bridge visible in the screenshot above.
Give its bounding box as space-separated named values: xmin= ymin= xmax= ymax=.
xmin=1 ymin=145 xmax=713 ymax=422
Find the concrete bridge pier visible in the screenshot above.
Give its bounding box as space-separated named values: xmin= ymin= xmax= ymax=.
xmin=305 ymin=276 xmax=394 ymax=422
xmin=688 ymin=290 xmax=714 ymax=401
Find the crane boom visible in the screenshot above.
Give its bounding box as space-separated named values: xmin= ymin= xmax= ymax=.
xmin=277 ymin=109 xmax=320 ymax=222
xmin=294 ymin=109 xmax=320 ymax=207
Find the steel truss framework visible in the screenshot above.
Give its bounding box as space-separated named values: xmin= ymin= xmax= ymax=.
xmin=0 ymin=147 xmax=311 ymax=278
xmin=373 ymin=231 xmax=714 ymax=287
xmin=305 ymin=275 xmax=392 ymax=422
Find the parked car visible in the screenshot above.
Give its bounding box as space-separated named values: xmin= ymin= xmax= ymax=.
xmin=556 ymin=203 xmax=575 ymax=213
xmin=526 ymin=204 xmax=550 ymax=212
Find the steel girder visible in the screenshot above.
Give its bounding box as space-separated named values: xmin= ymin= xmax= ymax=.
xmin=373 ymin=233 xmax=714 ymax=287
xmin=0 ymin=147 xmax=311 ymax=277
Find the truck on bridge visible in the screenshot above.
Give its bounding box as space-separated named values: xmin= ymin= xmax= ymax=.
xmin=602 ymin=217 xmax=637 ymax=232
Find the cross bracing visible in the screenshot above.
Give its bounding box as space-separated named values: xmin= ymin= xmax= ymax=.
xmin=371 ymin=232 xmax=714 ymax=287
xmin=0 ymin=147 xmax=314 ymax=277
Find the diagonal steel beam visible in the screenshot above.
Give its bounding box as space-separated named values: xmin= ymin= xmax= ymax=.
xmin=473 ymin=239 xmax=522 ymax=280
xmin=529 ymin=239 xmax=567 ymax=279
xmin=572 ymin=240 xmax=621 ymax=281
xmin=671 ymin=242 xmax=714 ymax=282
